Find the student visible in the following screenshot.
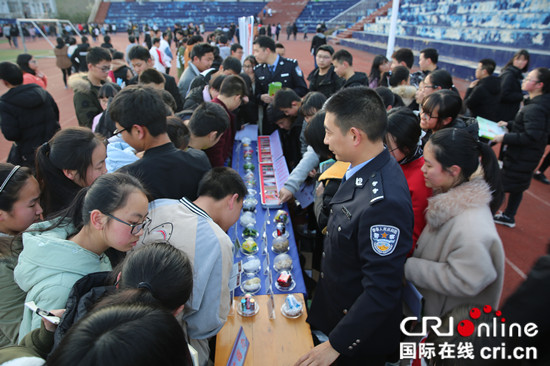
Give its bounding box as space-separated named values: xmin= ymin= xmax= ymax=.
xmin=92 ymin=83 xmax=121 ymax=138
xmin=150 ymin=37 xmax=171 ymax=74
xmin=230 ymin=43 xmax=243 ymax=61
xmin=35 ymin=127 xmax=107 ymax=218
xmin=275 ymin=42 xmax=285 ymax=57
xmin=298 ymin=87 xmax=413 ymax=365
xmin=368 ymin=54 xmax=390 ymax=88
xmin=16 ymin=53 xmax=48 ymax=89
xmin=166 ymin=116 xmax=191 ymax=150
xmin=54 ymin=37 xmax=72 ymax=88
xmin=68 ymin=47 xmax=114 ymax=128
xmin=266 ymin=103 xmax=302 ymax=170
xmin=110 ymin=51 xmax=133 ymax=87
xmin=493 ymin=67 xmax=550 ymax=228
xmin=187 ymin=102 xmax=229 ymax=151
xmin=178 ymin=42 xmax=215 ymax=99
xmin=0 ymin=62 xmax=60 ymax=169
xmin=307 ymin=45 xmax=343 ymax=98
xmin=70 ymin=36 xmax=90 ymax=72
xmin=410 ymin=47 xmax=439 ymax=86
xmin=464 ymin=58 xmax=501 ymax=121
xmin=385 ymin=107 xmax=431 ymax=256
xmin=405 ymin=128 xmax=505 ymax=317
xmin=0 ymin=164 xmax=43 ymax=347
xmin=389 ymin=65 xmax=417 ymax=108
xmin=183 ymin=74 xmax=226 ymax=113
xmin=48 ymin=304 xmax=192 ymax=366
xmin=138 ymin=68 xmax=166 ymax=89
xmin=109 ymin=85 xmax=211 ymax=201
xmin=14 ymin=173 xmax=149 ymax=340
xmin=498 ymin=49 xmax=530 ymax=122
xmin=332 ymin=49 xmax=368 ymax=89
xmin=204 ymin=75 xmax=248 ymax=167
xmin=128 ymin=45 xmax=183 ymax=112
xmin=140 ymin=167 xmax=246 ymax=366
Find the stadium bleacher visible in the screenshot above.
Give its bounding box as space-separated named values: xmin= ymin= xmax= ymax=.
xmin=295 ymin=0 xmax=363 ymax=32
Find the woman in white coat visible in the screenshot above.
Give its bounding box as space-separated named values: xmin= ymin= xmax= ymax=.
xmin=405 ymin=128 xmax=505 ymax=317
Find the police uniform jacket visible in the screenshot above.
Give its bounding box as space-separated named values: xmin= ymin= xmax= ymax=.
xmin=307 ymin=148 xmax=413 ymax=360
xmin=254 ymin=56 xmax=308 ymax=102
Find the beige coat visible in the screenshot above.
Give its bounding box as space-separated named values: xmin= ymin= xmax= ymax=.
xmin=54 ymin=45 xmax=72 ymax=69
xmin=404 ymin=177 xmax=504 ymax=317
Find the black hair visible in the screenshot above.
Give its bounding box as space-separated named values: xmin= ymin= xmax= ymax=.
xmin=421 ymin=90 xmax=463 ymax=131
xmin=109 ymin=85 xmax=167 ymax=136
xmin=166 ymin=116 xmax=190 ymax=150
xmin=369 ymin=54 xmax=388 ymax=85
xmin=139 ymin=68 xmax=166 ymax=85
xmin=187 ymin=35 xmax=204 ymax=46
xmin=190 ymin=42 xmax=215 ymax=60
xmin=253 ymin=35 xmax=275 ymax=52
xmin=305 ymin=111 xmax=332 ymax=160
xmin=391 ymin=48 xmax=414 ymax=69
xmin=374 ymin=86 xmax=404 ymax=109
xmin=503 ymin=49 xmax=530 ymax=73
xmin=188 ymin=102 xmax=229 ymax=138
xmin=81 ymin=36 xmax=88 ymax=43
xmin=426 ymin=69 xmax=454 ymax=90
xmin=218 ymin=35 xmax=228 ymax=44
xmin=128 ymin=45 xmax=151 ymax=62
xmin=98 ymin=83 xmax=120 ymax=99
xmin=273 ymin=88 xmax=301 ymax=110
xmin=158 ymin=90 xmax=177 ymax=114
xmin=219 ymin=74 xmax=248 ymax=97
xmin=221 ymin=56 xmax=242 ymax=74
xmin=316 ymin=44 xmax=334 ymax=56
xmin=389 ymin=65 xmax=410 ymax=87
xmin=128 ymin=35 xmax=135 ymax=43
xmin=112 ymin=51 xmax=124 ymax=61
xmin=46 ymin=304 xmax=192 ymax=366
xmin=0 ymin=164 xmax=34 ymax=213
xmin=534 ymin=67 xmax=550 ymax=94
xmin=230 ymin=43 xmax=243 ymax=52
xmin=103 ymin=35 xmax=111 ymax=43
xmin=243 ymin=55 xmax=258 ymax=68
xmin=115 ymin=242 xmax=193 ymax=311
xmin=420 ymin=48 xmax=439 ymax=64
xmin=210 ymin=74 xmax=226 ymax=91
xmin=35 ymin=127 xmax=105 ymax=218
xmin=16 ymin=53 xmax=35 ymax=75
xmin=386 ymin=107 xmax=421 ymax=157
xmin=197 ymin=167 xmax=247 ymax=201
xmin=324 ymin=87 xmax=387 ymax=142
xmin=56 ymin=37 xmax=65 ymax=49
xmin=429 ymin=128 xmax=503 ymax=213
xmin=275 ymin=42 xmax=285 ymax=49
xmin=86 ymin=47 xmax=112 ymax=66
xmin=0 ymin=62 xmax=23 ymax=85
xmin=152 ymin=37 xmax=160 ymax=45
xmin=332 ymin=49 xmax=353 ymax=66
xmin=479 ymin=58 xmax=496 ymax=76
xmin=300 ymin=91 xmax=327 ymax=118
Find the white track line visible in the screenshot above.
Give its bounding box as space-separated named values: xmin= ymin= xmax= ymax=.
xmin=525 ymin=190 xmax=550 ymax=208
xmin=505 ymin=257 xmax=527 ymax=280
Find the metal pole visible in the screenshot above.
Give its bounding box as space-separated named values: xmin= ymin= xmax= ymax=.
xmin=386 ymin=0 xmax=400 ymax=60
xmin=29 ymin=20 xmax=55 ymax=48
xmin=17 ymin=19 xmax=27 ymax=53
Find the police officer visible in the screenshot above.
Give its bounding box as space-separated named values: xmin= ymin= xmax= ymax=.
xmin=252 ymin=36 xmax=308 ymax=134
xmin=296 ymin=87 xmax=413 ymax=366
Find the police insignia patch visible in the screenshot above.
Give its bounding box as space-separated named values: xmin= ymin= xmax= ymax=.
xmin=370 ymin=225 xmax=399 ymax=256
xmin=295 ymin=65 xmax=303 ymax=77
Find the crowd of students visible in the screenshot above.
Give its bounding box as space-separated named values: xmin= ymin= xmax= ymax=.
xmin=0 ymin=18 xmax=549 ymax=366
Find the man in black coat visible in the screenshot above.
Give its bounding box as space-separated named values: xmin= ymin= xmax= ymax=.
xmin=297 ymin=87 xmax=413 ymax=366
xmin=0 ymin=62 xmax=60 ymax=168
xmin=253 ymin=36 xmax=308 ymax=134
xmin=71 ymin=36 xmax=91 ymax=72
xmin=332 ymin=49 xmax=368 ymax=89
xmin=307 ymin=45 xmax=344 ymax=98
xmin=464 ymin=58 xmax=501 ymax=121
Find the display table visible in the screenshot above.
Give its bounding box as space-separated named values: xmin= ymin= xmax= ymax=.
xmin=214 ymin=294 xmax=314 ymax=366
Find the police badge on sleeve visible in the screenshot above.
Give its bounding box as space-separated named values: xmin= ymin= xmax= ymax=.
xmin=370 ymin=225 xmax=400 ymax=256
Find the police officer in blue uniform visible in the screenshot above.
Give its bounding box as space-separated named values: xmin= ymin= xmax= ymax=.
xmin=296 ymin=87 xmax=414 ymax=366
xmin=252 ymin=36 xmax=308 ymax=134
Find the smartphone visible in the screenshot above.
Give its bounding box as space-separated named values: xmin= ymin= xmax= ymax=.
xmin=25 ymin=301 xmax=61 ymax=325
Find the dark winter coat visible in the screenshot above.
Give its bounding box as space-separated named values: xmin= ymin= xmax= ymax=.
xmin=0 ymin=84 xmax=60 ymax=167
xmin=342 ymin=72 xmax=369 ymax=89
xmin=464 ymin=75 xmax=501 ymax=121
xmin=502 ymin=93 xmax=550 ymax=192
xmin=310 ymin=33 xmax=327 ymax=55
xmin=499 ymin=66 xmax=524 ymax=122
xmin=307 ymin=65 xmax=344 ymax=98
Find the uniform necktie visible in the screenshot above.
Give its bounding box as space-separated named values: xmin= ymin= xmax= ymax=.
xmin=268 ymin=65 xmax=275 ymax=74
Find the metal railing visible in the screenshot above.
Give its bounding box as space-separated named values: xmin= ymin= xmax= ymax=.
xmin=326 ymin=0 xmax=381 ymax=28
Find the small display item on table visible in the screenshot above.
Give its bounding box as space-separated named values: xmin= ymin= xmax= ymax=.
xmin=242 ymin=255 xmax=261 ymax=274
xmin=272 ymin=222 xmax=289 ymax=239
xmin=243 ymin=162 xmax=255 ymax=171
xmin=241 ymin=275 xmax=261 ymax=294
xmin=273 ymin=253 xmax=293 ymax=272
xmin=274 ymin=210 xmax=289 ymax=224
xmin=242 ymin=196 xmax=258 ymax=212
xmin=241 ymin=237 xmax=259 ymax=255
xmin=238 ymin=293 xmax=260 ymax=317
xmin=272 ymin=236 xmax=290 ymax=254
xmin=243 ymin=147 xmax=254 ymax=160
xmin=242 ymin=225 xmax=259 ymax=239
xmin=281 ymin=294 xmax=303 ymax=318
xmin=241 ymin=137 xmax=252 ymax=147
xmin=239 ymin=211 xmax=256 ymax=227
xmin=275 ymin=271 xmax=296 ymax=291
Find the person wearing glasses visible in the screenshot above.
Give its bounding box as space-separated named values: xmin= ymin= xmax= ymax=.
xmin=307 ymin=45 xmax=343 ymax=99
xmin=493 ymin=67 xmax=550 ymax=228
xmin=14 ymin=173 xmax=149 ymax=341
xmin=68 ymin=47 xmax=114 ymax=128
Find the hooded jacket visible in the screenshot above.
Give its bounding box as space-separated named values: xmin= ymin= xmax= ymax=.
xmin=405 ymin=178 xmax=504 ymax=317
xmin=342 ymin=71 xmax=369 ymax=89
xmin=14 ymin=221 xmax=112 ymax=341
xmin=68 ymin=72 xmax=109 ymax=128
xmin=499 ymin=65 xmax=524 ymax=122
xmin=502 ymin=93 xmax=550 ymax=192
xmin=464 ymin=74 xmax=501 ymax=121
xmin=0 ymin=84 xmax=60 ymax=167
xmin=391 ymin=84 xmax=417 ymax=107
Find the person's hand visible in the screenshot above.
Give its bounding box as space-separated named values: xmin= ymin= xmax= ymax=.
xmin=493 ymin=134 xmax=504 ymax=144
xmin=294 ymin=341 xmax=340 ymax=366
xmin=308 ymin=168 xmax=317 ymax=178
xmin=497 ymin=121 xmax=508 ymax=127
xmin=469 ymin=79 xmax=479 ymax=88
xmin=260 ymin=94 xmax=273 ymax=104
xmin=278 ymin=187 xmax=293 ymax=203
xmin=42 ymin=309 xmax=65 ymax=333
xmin=315 ymin=182 xmax=325 ymax=198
